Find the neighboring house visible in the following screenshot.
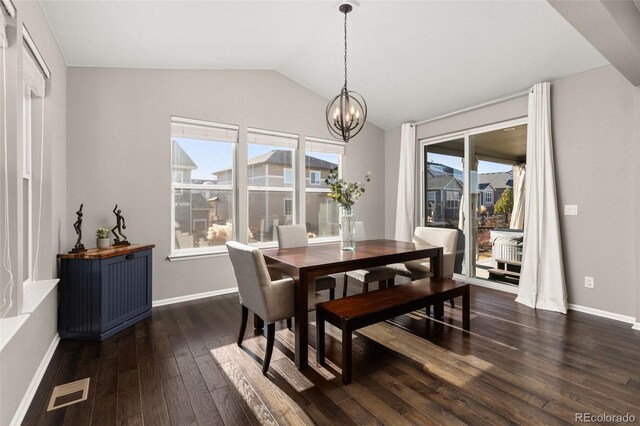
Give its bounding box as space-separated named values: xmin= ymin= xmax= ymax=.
xmin=173 ymin=141 xmax=226 ymax=248
xmin=478 ymin=171 xmax=513 ymax=213
xmin=213 ymin=149 xmax=337 ymax=240
xmin=426 ymin=163 xmax=514 ymax=222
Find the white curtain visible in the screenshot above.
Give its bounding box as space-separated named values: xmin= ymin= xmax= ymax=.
xmin=394 ymin=123 xmax=416 ymax=242
xmin=515 ymin=82 xmax=568 ymax=314
xmin=510 ymin=164 xmax=526 ymax=229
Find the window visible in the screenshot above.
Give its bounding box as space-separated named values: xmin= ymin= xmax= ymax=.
xmin=247 ymin=128 xmax=298 ymax=244
xmin=446 ymin=191 xmax=460 ymax=209
xmin=22 ymin=47 xmax=46 ymax=284
xmin=305 ymin=137 xmax=345 ymax=240
xmin=484 ymin=191 xmax=493 ymax=204
xmin=283 ymin=168 xmax=293 ymax=185
xmin=309 ymin=171 xmax=321 ymax=185
xmin=284 ymin=198 xmax=293 ymax=216
xmin=171 ymin=117 xmax=238 ymax=254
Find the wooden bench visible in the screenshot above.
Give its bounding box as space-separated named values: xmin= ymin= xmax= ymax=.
xmin=316 ymin=278 xmax=470 ymax=384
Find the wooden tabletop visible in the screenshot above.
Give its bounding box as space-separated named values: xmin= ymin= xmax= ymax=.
xmin=57 ymin=244 xmax=155 ymax=259
xmin=261 ymin=239 xmax=440 ymax=270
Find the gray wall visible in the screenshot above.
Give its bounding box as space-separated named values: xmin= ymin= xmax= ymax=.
xmin=385 ymin=65 xmax=639 ymax=320
xmin=66 ymin=68 xmax=385 ymax=302
xmin=0 ymin=0 xmax=67 ymax=423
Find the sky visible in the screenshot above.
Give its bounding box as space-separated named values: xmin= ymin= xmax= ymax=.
xmin=173 ymin=137 xmax=338 ymax=180
xmin=428 ymin=153 xmax=513 ymax=174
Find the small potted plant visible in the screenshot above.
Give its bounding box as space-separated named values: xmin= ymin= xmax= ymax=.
xmin=96 ymin=227 xmax=111 ymax=249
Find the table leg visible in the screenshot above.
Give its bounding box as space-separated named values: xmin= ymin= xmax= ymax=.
xmin=463 ymin=286 xmax=470 ymax=331
xmin=316 ymin=309 xmax=325 ymax=365
xmin=431 ymin=247 xmax=445 ymax=278
xmin=295 ymin=271 xmax=309 ymax=370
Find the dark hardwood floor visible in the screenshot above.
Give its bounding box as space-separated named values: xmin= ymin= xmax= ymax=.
xmin=23 ymin=283 xmax=640 ymax=425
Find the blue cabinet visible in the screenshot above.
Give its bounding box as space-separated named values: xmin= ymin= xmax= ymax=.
xmin=58 ymin=244 xmax=154 ymax=341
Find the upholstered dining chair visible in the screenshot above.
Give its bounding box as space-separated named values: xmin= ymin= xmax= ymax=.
xmin=276 ymin=225 xmax=337 ymax=300
xmin=389 ymin=227 xmax=458 ymax=279
xmin=342 ymin=222 xmax=396 ymax=297
xmin=388 ymin=227 xmax=459 ymax=308
xmin=226 ymin=241 xmax=294 ymax=375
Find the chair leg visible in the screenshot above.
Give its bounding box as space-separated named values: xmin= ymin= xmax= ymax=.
xmin=238 ymin=305 xmax=248 ymax=347
xmin=263 ymin=323 xmax=276 ymax=375
xmin=286 ymin=318 xmax=292 ymax=330
xmin=342 ymin=274 xmax=348 ymax=298
xmin=329 ymin=288 xmax=335 ymax=300
xmin=388 ymin=277 xmax=395 ymax=287
xmin=362 ymin=282 xmax=369 ymax=294
xmin=449 ymin=299 xmax=455 ymax=308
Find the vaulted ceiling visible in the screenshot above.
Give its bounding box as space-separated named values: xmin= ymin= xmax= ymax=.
xmin=41 ymin=0 xmax=608 ymax=129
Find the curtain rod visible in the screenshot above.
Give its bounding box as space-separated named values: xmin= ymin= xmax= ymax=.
xmin=411 ymin=88 xmax=532 ymax=127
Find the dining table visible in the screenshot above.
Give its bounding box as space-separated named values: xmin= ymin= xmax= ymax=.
xmin=261 ymin=239 xmax=444 ymax=370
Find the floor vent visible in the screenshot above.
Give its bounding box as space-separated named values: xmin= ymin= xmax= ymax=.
xmin=47 ymin=378 xmax=90 ymax=411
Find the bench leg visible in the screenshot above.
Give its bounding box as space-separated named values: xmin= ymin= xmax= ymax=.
xmin=342 ymin=324 xmax=352 ymax=385
xmin=463 ymin=287 xmax=470 ymax=331
xmin=316 ymin=311 xmax=325 ymax=365
xmin=434 ymin=302 xmax=444 ymax=320
xmin=342 ymin=274 xmax=348 ymax=298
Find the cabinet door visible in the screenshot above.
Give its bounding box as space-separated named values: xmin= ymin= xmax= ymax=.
xmin=100 ymin=249 xmax=152 ymax=332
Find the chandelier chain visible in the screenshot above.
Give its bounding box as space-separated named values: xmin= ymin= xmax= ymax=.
xmin=344 ymin=9 xmax=348 ymax=87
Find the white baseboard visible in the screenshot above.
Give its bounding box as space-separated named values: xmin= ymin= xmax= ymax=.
xmin=631 ymin=323 xmax=640 ymax=331
xmin=10 ymin=333 xmax=60 ymax=426
xmin=152 ymin=287 xmax=238 ymax=307
xmin=568 ymin=303 xmax=636 ymax=325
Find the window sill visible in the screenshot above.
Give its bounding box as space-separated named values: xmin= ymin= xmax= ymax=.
xmin=309 ymin=237 xmax=340 ymax=245
xmin=167 ymin=250 xmax=229 ymax=262
xmin=0 ymin=314 xmax=29 ymax=352
xmin=21 ymin=279 xmax=59 ymax=315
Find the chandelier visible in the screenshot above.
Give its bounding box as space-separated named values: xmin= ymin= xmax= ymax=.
xmin=326 ymin=3 xmax=367 ymax=143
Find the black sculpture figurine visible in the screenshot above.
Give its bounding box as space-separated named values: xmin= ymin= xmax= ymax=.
xmin=111 ymin=204 xmax=130 ymax=246
xmin=69 ymin=203 xmax=87 ymax=253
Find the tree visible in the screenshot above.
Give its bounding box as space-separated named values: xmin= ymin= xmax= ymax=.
xmin=494 ymin=188 xmax=514 ymax=215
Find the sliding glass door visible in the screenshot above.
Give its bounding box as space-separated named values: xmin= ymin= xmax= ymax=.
xmin=420 ymin=119 xmax=527 ymax=286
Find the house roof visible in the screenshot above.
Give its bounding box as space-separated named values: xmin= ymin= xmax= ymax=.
xmin=191 ymin=193 xmax=212 ymax=210
xmin=214 ymin=149 xmax=337 ymax=175
xmin=172 ymin=140 xmax=197 ymax=169
xmin=479 ymin=171 xmax=513 ymax=190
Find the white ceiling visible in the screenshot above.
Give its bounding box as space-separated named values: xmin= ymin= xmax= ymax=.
xmin=40 ymin=0 xmax=608 ymax=129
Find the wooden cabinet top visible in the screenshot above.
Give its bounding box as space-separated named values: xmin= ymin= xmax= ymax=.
xmin=58 ymin=244 xmax=155 ymax=260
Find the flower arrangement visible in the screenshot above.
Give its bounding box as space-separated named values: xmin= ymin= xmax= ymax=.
xmin=325 ymin=168 xmax=372 ymax=210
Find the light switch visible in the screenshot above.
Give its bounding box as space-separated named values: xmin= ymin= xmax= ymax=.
xmin=564 ymin=205 xmax=578 ymax=216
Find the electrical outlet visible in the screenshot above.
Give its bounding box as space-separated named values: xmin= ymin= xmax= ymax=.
xmin=584 ymin=276 xmax=594 ymax=289
xmin=564 ymin=205 xmax=578 ymax=216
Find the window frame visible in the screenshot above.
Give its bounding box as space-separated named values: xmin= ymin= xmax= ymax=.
xmin=169 ymin=119 xmax=239 ymax=257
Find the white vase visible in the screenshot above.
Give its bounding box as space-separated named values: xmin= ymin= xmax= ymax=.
xmin=97 ymin=238 xmax=110 ymax=249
